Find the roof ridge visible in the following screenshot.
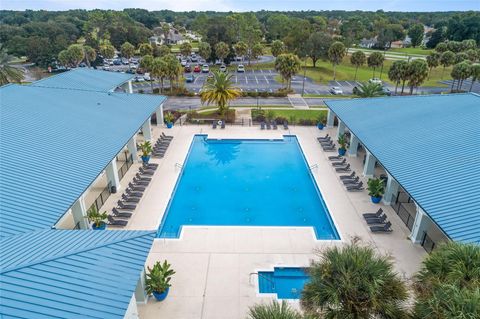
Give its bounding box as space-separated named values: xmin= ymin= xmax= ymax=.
xmin=0 ymin=230 xmax=155 ymax=274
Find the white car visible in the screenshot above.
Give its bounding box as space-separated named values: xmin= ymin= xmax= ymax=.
xmin=143 ymin=73 xmax=151 ymax=81
xmin=219 ymin=64 xmax=227 ymax=73
xmin=237 ymin=64 xmax=245 ymax=73
xmin=329 ymin=86 xmax=343 ymax=95
xmin=181 ymin=60 xmax=187 ymax=67
xmin=369 ymin=78 xmax=382 ymax=85
xmin=201 ymin=64 xmax=210 ymax=73
xmin=134 ymin=76 xmax=145 ymax=82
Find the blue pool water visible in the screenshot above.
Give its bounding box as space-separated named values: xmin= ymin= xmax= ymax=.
xmin=157 ymin=135 xmax=339 ymax=239
xmin=258 ymin=267 xmax=310 ymax=299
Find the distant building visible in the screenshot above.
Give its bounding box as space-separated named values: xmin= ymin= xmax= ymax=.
xmin=359 ymin=37 xmax=378 ymax=49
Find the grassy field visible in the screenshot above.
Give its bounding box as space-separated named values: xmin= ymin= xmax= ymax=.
xmin=389 ymin=47 xmax=434 ymax=56
xmin=170 ymin=42 xmax=200 ymax=53
xmin=262 ymin=109 xmax=327 ymax=121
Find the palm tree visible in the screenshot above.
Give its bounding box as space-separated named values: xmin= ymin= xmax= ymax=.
xmin=350 ymin=50 xmax=366 ymax=81
xmin=275 ymin=53 xmax=301 ymax=90
xmin=450 ymin=61 xmax=472 ymax=91
xmin=152 ymin=57 xmax=168 ymax=93
xmin=354 ymin=82 xmax=385 ymax=97
xmin=469 ymin=63 xmax=480 ymax=92
xmin=328 ymin=41 xmax=346 ymax=81
xmin=407 ymin=59 xmax=429 ymax=94
xmin=234 ymin=41 xmax=248 ymax=60
xmin=367 ymin=52 xmax=384 ymax=78
xmin=439 ymin=51 xmax=455 ymax=79
xmin=140 ymin=55 xmax=154 ymax=91
xmin=198 ymin=42 xmax=211 ymax=61
xmin=83 ymin=45 xmax=96 ymax=67
xmin=0 ymin=46 xmax=24 ymax=85
xmin=388 ymin=60 xmax=408 ymax=94
xmin=215 ymin=42 xmax=230 ymax=63
xmin=301 ymin=242 xmax=409 ymax=319
xmin=426 ymin=52 xmax=440 ymax=79
xmin=248 ymin=301 xmax=303 ymax=319
xmin=200 ymin=71 xmax=241 ymax=115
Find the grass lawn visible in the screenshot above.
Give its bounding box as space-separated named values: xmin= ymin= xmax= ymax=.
xmin=303 ymin=94 xmax=353 ymax=98
xmin=263 ymin=109 xmax=327 ymax=122
xmin=389 ymin=47 xmax=434 ymax=56
xmin=170 ymin=42 xmax=200 ymax=53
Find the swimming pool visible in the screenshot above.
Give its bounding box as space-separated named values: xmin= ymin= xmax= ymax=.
xmin=157 ymin=135 xmax=339 ymax=239
xmin=258 ymin=267 xmax=310 ymax=299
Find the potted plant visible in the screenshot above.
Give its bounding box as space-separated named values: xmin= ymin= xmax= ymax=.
xmin=317 ymin=114 xmax=326 ymax=130
xmin=337 ymin=134 xmax=348 ymax=156
xmin=140 ymin=141 xmax=152 ymax=164
xmin=86 ymin=207 xmax=108 ymax=230
xmin=367 ymin=178 xmax=385 ymax=203
xmin=146 ymin=260 xmax=176 ymax=301
xmin=164 ymin=112 xmax=175 ymax=129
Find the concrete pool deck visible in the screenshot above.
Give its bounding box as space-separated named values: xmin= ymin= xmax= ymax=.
xmin=104 ymin=124 xmax=426 ymax=319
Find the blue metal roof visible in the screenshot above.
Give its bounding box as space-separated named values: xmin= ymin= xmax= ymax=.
xmin=0 ymin=84 xmax=166 ymax=237
xmin=0 ymin=229 xmax=155 ymax=318
xmin=325 ymin=93 xmax=480 ymax=243
xmin=31 ymin=68 xmax=134 ymax=92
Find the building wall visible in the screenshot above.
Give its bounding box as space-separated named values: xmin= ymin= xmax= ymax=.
xmin=55 ymin=210 xmax=75 ymax=229
xmin=123 ymin=294 xmax=139 ymax=319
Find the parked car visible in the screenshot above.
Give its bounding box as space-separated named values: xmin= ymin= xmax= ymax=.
xmin=103 ymin=66 xmax=110 ymax=70
xmin=193 ymin=65 xmax=201 ymax=73
xmin=191 ymin=54 xmax=198 ymax=62
xmin=369 ymin=78 xmax=382 ymax=85
xmin=201 ymin=64 xmax=210 ymax=73
xmin=329 ymin=86 xmax=343 ymax=95
xmin=237 ymin=64 xmax=245 ymax=73
xmin=125 ymin=69 xmax=135 ymax=74
xmin=181 ymin=60 xmax=187 ymax=67
xmin=143 ymin=73 xmax=151 ymax=81
xmin=79 ymin=62 xmax=87 ymax=68
xmin=219 ymin=64 xmax=227 ymax=73
xmin=215 ymin=60 xmax=223 ymax=65
xmin=185 ymin=74 xmax=195 ymax=83
xmin=184 ymin=64 xmax=192 ymax=72
xmin=113 ymin=59 xmax=122 ymax=66
xmin=134 ymin=76 xmax=145 ymax=82
xmin=382 ymin=86 xmax=392 ymax=96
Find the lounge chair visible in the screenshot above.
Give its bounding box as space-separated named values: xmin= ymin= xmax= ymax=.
xmin=112 ymin=207 xmax=132 ymax=218
xmin=335 ymin=164 xmax=351 ymax=172
xmin=117 ymin=200 xmax=136 ymax=210
xmin=221 ymin=120 xmax=225 ymax=129
xmin=154 ymin=142 xmax=169 ymax=148
xmin=370 ymin=222 xmax=392 ymax=233
xmin=342 ymin=176 xmax=360 ymax=185
xmin=322 ymin=144 xmax=336 ymax=152
xmin=331 ymin=159 xmax=347 ymax=166
xmin=266 ymin=121 xmax=271 ymax=130
xmin=143 ymin=163 xmax=158 ymax=169
xmin=365 ymin=215 xmax=388 ymax=225
xmin=154 ymin=144 xmax=168 ymax=150
xmin=317 ymin=134 xmax=330 ymax=141
xmin=260 ymin=122 xmax=266 ymax=130
xmin=121 ymin=194 xmax=140 ymax=203
xmin=363 ymin=208 xmax=384 ymax=219
xmin=162 ymin=132 xmax=173 ymax=140
xmin=339 ymin=172 xmax=356 ymax=180
xmin=328 ymin=155 xmax=343 ymax=161
xmin=283 ymin=121 xmax=288 ymax=130
xmin=133 ymin=177 xmax=149 ymax=186
xmin=135 ymin=173 xmax=152 ymax=181
xmin=128 ymin=182 xmax=146 ymax=191
xmin=107 ymin=215 xmax=128 ymax=227
xmin=272 ymin=120 xmax=277 ymax=130
xmin=139 ymin=167 xmax=155 ymax=175
xmin=346 ymin=181 xmax=364 ymax=191
xmin=212 ymin=121 xmax=217 ymax=129
xmin=126 ymin=188 xmax=143 ymax=198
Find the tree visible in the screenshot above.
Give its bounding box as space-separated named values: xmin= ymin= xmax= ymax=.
xmin=198 ymin=42 xmax=211 ymax=61
xmin=328 ymin=41 xmax=346 ymax=80
xmin=271 ymin=40 xmax=286 ymax=58
xmin=250 ymin=43 xmax=264 ymax=61
xmin=367 ymin=52 xmax=384 ymax=78
xmin=301 ymin=242 xmax=408 ymax=319
xmin=162 ymin=54 xmax=181 ymax=92
xmin=407 ymin=59 xmax=429 ymax=94
xmin=388 ymin=60 xmax=409 ymax=94
xmin=234 ymin=41 xmax=248 ymax=60
xmin=0 ymin=46 xmax=24 ymax=85
xmin=138 ymin=43 xmax=153 ymax=56
xmin=248 ymin=301 xmax=303 ymax=319
xmin=139 ymin=54 xmax=155 ymax=91
xmin=465 ymin=49 xmax=479 ymax=62
xmin=426 ymin=52 xmax=440 ymax=79
xmin=439 ymin=50 xmax=455 ymax=79
xmin=179 ymin=42 xmax=192 ymax=58
xmin=151 ymin=57 xmax=168 ymax=93
xmin=450 ymin=61 xmax=472 ymax=91
xmin=154 ymin=45 xmax=171 ymax=57
xmin=274 ymin=53 xmax=301 ymax=90
xmin=200 ymin=71 xmax=241 ymax=115
xmin=350 ymin=50 xmax=366 ymax=81
xmin=454 ymin=52 xmax=468 ymax=64
xmin=66 ymin=44 xmax=85 ymax=67
xmin=99 ymin=42 xmax=115 ymax=59
xmin=355 ymin=82 xmax=385 ymax=97
xmin=303 ymin=32 xmax=332 ymax=68
xmin=408 ymin=23 xmax=425 ymax=48
xmin=377 ymin=24 xmax=405 ymax=49
xmin=120 ymin=42 xmax=135 ymax=60
xmin=469 ymin=63 xmax=480 ymax=92
xmin=435 ymin=42 xmax=448 ymax=53
xmin=83 ymin=45 xmax=96 ymax=67
xmin=214 ymin=42 xmax=229 ymax=63
xmin=58 ymin=49 xmax=70 ymax=67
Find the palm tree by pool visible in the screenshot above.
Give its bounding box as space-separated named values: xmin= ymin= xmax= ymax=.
xmin=354 ymin=82 xmax=385 ymax=98
xmin=200 ymin=71 xmax=241 ymax=115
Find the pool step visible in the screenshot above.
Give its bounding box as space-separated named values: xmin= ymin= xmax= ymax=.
xmin=258 ymin=271 xmax=275 ymax=293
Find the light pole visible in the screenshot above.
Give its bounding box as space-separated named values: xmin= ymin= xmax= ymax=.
xmin=301 ymin=58 xmax=307 ymax=96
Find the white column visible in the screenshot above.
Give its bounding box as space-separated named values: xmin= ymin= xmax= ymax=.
xmin=362 ymin=150 xmax=376 ymax=177
xmin=71 ymin=196 xmax=89 ymax=229
xmin=127 ymin=134 xmax=139 ymax=163
xmin=410 ymin=205 xmax=429 ymax=244
xmin=105 ymin=159 xmax=121 ymax=192
xmin=348 ymin=134 xmax=360 ymax=157
xmin=135 ymin=269 xmax=148 ymax=304
xmin=326 ymin=109 xmax=335 ymax=128
xmin=127 ymin=80 xmax=133 ymax=94
xmin=336 ymin=120 xmax=346 ymax=139
xmin=382 ymin=173 xmax=399 ymax=205
xmin=141 ymin=118 xmax=152 ymax=142
xmin=156 ymin=104 xmax=164 ymax=127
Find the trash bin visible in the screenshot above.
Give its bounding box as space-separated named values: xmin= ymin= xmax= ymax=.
xmin=110 ymin=185 xmax=117 ymax=194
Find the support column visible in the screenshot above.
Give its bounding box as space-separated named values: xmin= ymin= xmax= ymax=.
xmin=141 ymin=117 xmax=152 ymax=142
xmin=347 ymin=134 xmax=360 ymax=157
xmin=362 ymin=150 xmax=376 ymax=177
xmin=156 ymin=104 xmax=164 ymax=127
xmin=71 ymin=196 xmax=89 ymax=229
xmin=135 ymin=269 xmax=148 ymax=303
xmin=382 ymin=173 xmax=399 ymax=205
xmin=410 ymin=205 xmax=429 ymax=244
xmin=336 ymin=120 xmax=346 ymax=139
xmin=127 ymin=80 xmax=133 ymax=94
xmin=127 ymin=134 xmax=139 ymax=163
xmin=105 ymin=159 xmax=121 ymax=192
xmin=326 ymin=109 xmax=335 ymax=128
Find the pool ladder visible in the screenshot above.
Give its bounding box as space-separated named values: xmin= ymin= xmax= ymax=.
xmin=175 ymin=162 xmax=183 ymax=169
xmin=309 ymin=164 xmax=318 ymax=170
xmin=249 ymin=272 xmax=275 ymax=289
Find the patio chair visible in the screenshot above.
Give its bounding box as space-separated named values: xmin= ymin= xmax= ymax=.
xmin=283 ymin=121 xmax=288 ymax=130
xmin=133 ymin=177 xmax=149 ymax=186
xmin=135 ymin=173 xmax=152 ymax=181
xmin=266 ymin=121 xmax=271 ymax=130
xmin=363 ymin=208 xmax=384 ymax=219
xmin=126 ymin=188 xmax=143 ymax=198
xmin=365 ymin=215 xmax=388 ymax=225
xmin=112 ymin=207 xmax=132 ymax=218
xmin=154 ymin=141 xmax=170 ymax=147
xmin=322 ymin=144 xmax=336 ymax=152
xmin=346 ymin=181 xmax=364 ymax=191
xmin=221 ymin=121 xmax=225 ymax=129
xmin=107 ymin=215 xmax=128 ymax=227
xmin=162 ymin=132 xmax=173 ymax=140
xmin=317 ymin=134 xmax=330 ymax=141
xmin=143 ymin=163 xmax=158 ymax=169
xmin=331 ymin=159 xmax=347 ymax=166
xmin=152 ymin=152 xmax=165 ymax=158
xmin=328 ymin=155 xmax=343 ymax=161
xmin=370 ymin=222 xmax=392 ymax=233
xmin=339 ymin=172 xmax=356 ymax=180
xmin=261 ymin=122 xmax=266 ymax=130
xmin=139 ymin=167 xmax=155 ymax=175
xmin=320 ymin=141 xmax=334 ymax=147
xmin=342 ymin=176 xmax=360 ymax=185
xmin=128 ymin=182 xmax=146 ymax=191
xmin=154 ymin=143 xmax=169 ymax=150
xmin=121 ymin=194 xmax=140 ymax=203
xmin=212 ymin=121 xmax=217 ymax=129
xmin=117 ymin=200 xmax=136 ymax=210
xmin=335 ymin=164 xmax=351 ymax=172
xmin=272 ymin=120 xmax=278 ymax=130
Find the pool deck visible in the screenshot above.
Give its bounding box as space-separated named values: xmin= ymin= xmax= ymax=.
xmin=109 ymin=124 xmax=426 ymax=319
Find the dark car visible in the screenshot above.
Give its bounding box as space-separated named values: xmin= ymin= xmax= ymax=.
xmin=382 ymin=86 xmax=392 ymax=96
xmin=113 ymin=59 xmax=122 ymax=66
xmin=184 ymin=64 xmax=192 ymax=72
xmin=185 ymin=74 xmax=195 ymax=83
